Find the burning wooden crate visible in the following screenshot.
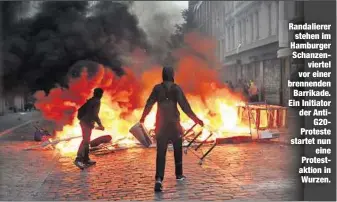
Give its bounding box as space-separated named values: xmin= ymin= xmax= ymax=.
xmin=237 ymin=103 xmax=288 ymax=131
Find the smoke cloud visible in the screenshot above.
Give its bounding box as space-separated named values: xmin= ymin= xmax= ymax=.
xmin=129 ymin=1 xmax=185 ymax=63
xmin=2 ymin=1 xmax=147 ymax=92
xmin=1 ymin=1 xmax=187 ymax=93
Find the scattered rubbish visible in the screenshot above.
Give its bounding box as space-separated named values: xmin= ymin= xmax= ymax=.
xmin=33 ymin=124 xmax=53 ymax=142
xmin=24 ymin=135 xmax=82 ymax=150
xmin=90 ymin=135 xmax=112 ymax=147
xmin=129 ymin=122 xmax=152 ymax=148
xmin=259 ymin=130 xmax=281 ymax=140
xmin=90 ymin=137 xmax=129 ymax=155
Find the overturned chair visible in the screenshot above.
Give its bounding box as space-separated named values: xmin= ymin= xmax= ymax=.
xmin=182 ymin=124 xmax=231 ymax=165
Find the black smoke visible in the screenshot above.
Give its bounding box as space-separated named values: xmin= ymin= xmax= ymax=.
xmin=1 ymin=1 xmax=149 ymax=93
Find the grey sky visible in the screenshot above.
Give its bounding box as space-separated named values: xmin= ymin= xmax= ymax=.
xmin=173 ymin=1 xmax=188 ymax=9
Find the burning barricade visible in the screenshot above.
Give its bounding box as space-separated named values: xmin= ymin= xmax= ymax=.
xmin=27 ymin=71 xmax=286 ymax=158
xmin=26 ymin=33 xmax=287 ymax=158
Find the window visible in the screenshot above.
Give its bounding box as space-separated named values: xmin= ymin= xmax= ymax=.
xmin=246 ymin=18 xmax=249 ymax=43
xmin=197 ymin=6 xmax=200 ymax=24
xmin=218 ymin=40 xmax=221 ymax=59
xmin=222 ymin=38 xmax=225 ymax=57
xmin=251 ymin=14 xmax=254 ymax=41
xmin=255 ymin=11 xmax=259 ymax=39
xmin=202 ymin=5 xmax=204 ymax=22
xmin=220 ymin=12 xmax=223 ymax=33
xmin=216 ymin=13 xmax=219 ymax=36
xmin=295 ymin=1 xmax=304 ymax=17
xmin=227 ymin=26 xmax=230 ymax=51
xmin=242 ymin=19 xmax=246 ymax=44
xmin=205 ymin=1 xmax=207 ymax=35
xmin=218 ymin=40 xmax=223 ymax=61
xmin=275 ymin=1 xmax=280 ymax=35
xmin=238 ymin=21 xmax=242 ymax=43
xmin=223 ymin=8 xmax=226 ymax=31
xmin=198 ymin=4 xmax=201 ymax=22
xmin=228 ymin=26 xmax=232 ymax=50
xmin=231 ymin=24 xmax=235 ymax=49
xmin=252 ymin=13 xmax=256 ymax=40
xmin=268 ymin=4 xmax=272 ymax=36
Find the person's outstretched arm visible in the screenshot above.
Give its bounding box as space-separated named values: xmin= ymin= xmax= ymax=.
xmin=140 ymin=86 xmax=158 ymax=123
xmin=176 ymin=86 xmax=203 ymax=126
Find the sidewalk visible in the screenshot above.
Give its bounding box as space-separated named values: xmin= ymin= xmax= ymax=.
xmin=0 ymin=111 xmax=42 ymax=137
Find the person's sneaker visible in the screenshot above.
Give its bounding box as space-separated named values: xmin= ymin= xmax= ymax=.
xmin=85 ymin=159 xmax=96 ymax=166
xmin=176 ymin=175 xmax=186 ymax=181
xmin=74 ymin=160 xmax=86 ymax=169
xmin=154 ymin=180 xmax=163 ymax=192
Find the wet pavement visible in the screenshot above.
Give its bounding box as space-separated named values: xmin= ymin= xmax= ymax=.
xmin=0 ymin=117 xmax=299 ymax=201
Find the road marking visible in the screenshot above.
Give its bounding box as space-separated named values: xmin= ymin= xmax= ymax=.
xmin=0 ymin=119 xmax=42 ymax=137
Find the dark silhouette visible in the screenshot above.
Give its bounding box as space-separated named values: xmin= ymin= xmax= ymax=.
xmin=74 ymin=88 xmax=105 ymax=169
xmin=140 ymin=66 xmax=204 ymax=192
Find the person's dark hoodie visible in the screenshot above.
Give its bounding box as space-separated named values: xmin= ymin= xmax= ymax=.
xmin=140 ymin=66 xmax=201 ymax=139
xmin=79 ymin=89 xmax=103 ymax=128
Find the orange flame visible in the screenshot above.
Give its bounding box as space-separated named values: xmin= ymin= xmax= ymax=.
xmin=34 ymin=33 xmax=252 ymax=157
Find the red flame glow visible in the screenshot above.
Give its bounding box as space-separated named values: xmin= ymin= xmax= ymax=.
xmin=34 ymin=33 xmax=251 ymax=156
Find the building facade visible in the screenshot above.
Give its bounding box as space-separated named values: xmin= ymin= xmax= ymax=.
xmin=193 ymin=1 xmax=214 ymax=36
xmin=277 ymin=1 xmax=304 ymax=105
xmin=192 ymin=1 xmax=301 ymax=106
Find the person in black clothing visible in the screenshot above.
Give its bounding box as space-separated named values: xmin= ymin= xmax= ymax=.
xmin=140 ymin=66 xmax=204 ymax=192
xmin=74 ymin=88 xmax=105 ymax=169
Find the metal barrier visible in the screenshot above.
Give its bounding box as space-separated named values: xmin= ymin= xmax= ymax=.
xmin=183 ymin=102 xmax=288 ymax=165
xmin=237 ymin=101 xmax=288 ymax=139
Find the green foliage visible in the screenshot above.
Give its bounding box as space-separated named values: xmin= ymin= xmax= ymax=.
xmin=164 ymin=8 xmax=198 ymax=66
xmin=169 ymin=8 xmax=198 ymax=49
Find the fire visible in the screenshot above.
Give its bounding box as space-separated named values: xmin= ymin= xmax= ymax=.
xmin=34 ymin=33 xmax=252 ymax=157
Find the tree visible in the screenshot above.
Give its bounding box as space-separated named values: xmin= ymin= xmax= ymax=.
xmin=164 ymin=8 xmax=198 ymax=65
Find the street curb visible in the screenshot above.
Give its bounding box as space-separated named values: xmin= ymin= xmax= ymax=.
xmin=254 ymin=139 xmax=291 ymax=145
xmin=0 ymin=119 xmax=43 ymax=137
